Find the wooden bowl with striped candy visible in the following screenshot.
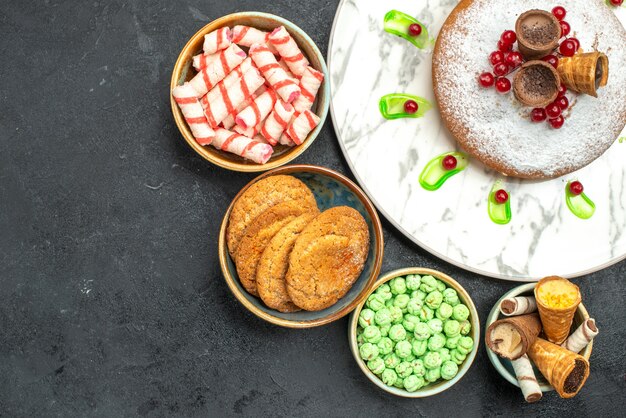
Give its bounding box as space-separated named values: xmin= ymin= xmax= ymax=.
xmin=170 ymin=12 xmax=329 ymax=172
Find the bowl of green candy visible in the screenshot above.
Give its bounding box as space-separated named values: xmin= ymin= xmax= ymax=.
xmin=348 ymin=267 xmax=480 ymax=397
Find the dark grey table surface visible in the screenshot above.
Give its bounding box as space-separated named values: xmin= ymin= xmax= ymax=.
xmin=1 ymin=0 xmax=625 ymax=416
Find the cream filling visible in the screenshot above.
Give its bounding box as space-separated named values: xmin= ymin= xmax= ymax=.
xmin=490 ymin=323 xmax=523 ymax=358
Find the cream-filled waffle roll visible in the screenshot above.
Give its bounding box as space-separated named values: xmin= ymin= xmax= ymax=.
xmin=249 ymin=44 xmax=301 ymax=103
xmin=499 ymin=296 xmax=538 ymax=316
xmin=189 ymin=44 xmax=247 ymax=97
xmin=203 ymin=27 xmax=232 ymax=55
xmin=192 ymin=53 xmax=218 ymax=71
xmin=236 ymin=88 xmax=278 ymax=129
xmin=292 ymin=66 xmax=324 ymax=113
xmin=172 ymin=83 xmax=215 ymax=145
xmin=277 ymin=58 xmax=299 ymax=82
xmin=260 ymin=100 xmax=295 ymax=146
xmin=222 ymin=86 xmax=266 ymax=129
xmin=284 ymin=110 xmax=320 ymax=145
xmin=231 ymin=25 xmax=278 ymax=54
xmin=511 ymin=355 xmax=542 ymax=403
xmin=234 ymin=123 xmax=261 ymax=139
xmin=203 ymin=67 xmax=265 ymax=128
xmin=268 ymin=26 xmax=309 ymax=77
xmin=212 ymin=128 xmax=273 ymax=164
xmin=200 ymin=58 xmax=254 ymax=108
xmin=562 ymin=319 xmax=598 ymax=354
xmin=278 ymin=133 xmax=296 ymax=147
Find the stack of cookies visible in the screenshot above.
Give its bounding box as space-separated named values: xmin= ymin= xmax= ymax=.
xmin=226 ymin=175 xmax=370 ymax=312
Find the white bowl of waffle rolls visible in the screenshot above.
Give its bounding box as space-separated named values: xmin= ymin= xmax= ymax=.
xmin=485 ymin=276 xmax=596 ymax=403
xmin=170 ymin=12 xmax=329 ymax=172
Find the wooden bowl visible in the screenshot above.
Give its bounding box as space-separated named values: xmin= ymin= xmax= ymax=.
xmin=485 ymin=283 xmax=593 ymax=393
xmin=170 ymin=12 xmax=330 ymax=172
xmin=348 ymin=268 xmax=481 ymax=397
xmin=218 ymin=165 xmax=384 ymax=328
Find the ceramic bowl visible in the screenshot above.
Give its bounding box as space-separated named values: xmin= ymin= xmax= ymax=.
xmin=170 ymin=12 xmax=329 ymax=172
xmin=485 ymin=283 xmax=592 ymax=392
xmin=218 ymin=165 xmax=384 ymax=328
xmin=348 ymin=268 xmax=480 ymax=397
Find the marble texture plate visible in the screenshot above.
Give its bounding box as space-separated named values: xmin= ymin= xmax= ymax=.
xmin=328 ymin=0 xmax=626 ymax=281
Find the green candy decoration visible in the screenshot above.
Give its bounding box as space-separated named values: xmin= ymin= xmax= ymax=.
xmin=427 ymin=333 xmax=446 ymax=351
xmin=443 ymin=320 xmax=461 ymax=338
xmin=419 ymin=152 xmax=469 ymax=191
xmin=412 ymin=340 xmax=428 ymax=357
xmin=383 ymin=10 xmax=432 ymax=50
xmin=395 ymin=341 xmax=413 ymax=359
xmin=395 ymin=361 xmax=413 ymax=378
xmin=359 ymin=343 xmax=379 ymax=361
xmin=382 ymin=368 xmax=398 ymax=386
xmin=414 ymin=322 xmax=431 ymax=341
xmin=452 ymin=304 xmax=470 ymax=321
xmin=379 ymin=94 xmax=432 ymax=120
xmin=384 ymin=353 xmax=401 ymax=369
xmin=374 ymin=308 xmax=392 ymax=326
xmin=377 ymin=337 xmax=394 ymax=355
xmin=405 ymin=274 xmax=421 ymax=291
xmin=436 ymin=302 xmax=453 ymax=320
xmin=440 ymin=361 xmax=459 ymax=380
xmin=442 ymin=288 xmax=460 ymax=306
xmin=389 ymin=324 xmax=407 ymax=342
xmin=425 ymin=291 xmax=443 ymax=309
xmin=367 ymin=293 xmax=386 ymax=311
xmin=368 ymin=357 xmax=386 ymax=375
xmin=359 ymin=309 xmax=375 ymax=328
xmin=364 ymin=325 xmax=382 ymax=343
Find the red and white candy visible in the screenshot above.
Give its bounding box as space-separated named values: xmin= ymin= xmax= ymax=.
xmin=200 ymin=58 xmax=254 ymax=107
xmin=203 ymin=67 xmax=265 ymax=128
xmin=269 ymin=26 xmax=310 ymax=77
xmin=250 ymin=44 xmax=301 ymax=103
xmin=222 ymin=86 xmax=266 ymax=129
xmin=236 ymin=88 xmax=278 ymax=129
xmin=172 ymin=83 xmax=215 ymax=145
xmin=231 ymin=25 xmax=278 ymax=54
xmin=203 ymin=27 xmax=232 ymax=55
xmin=212 ymin=128 xmax=273 ymax=164
xmin=192 ymin=53 xmax=218 ymax=71
xmin=260 ymin=100 xmax=295 ymax=146
xmin=284 ymin=110 xmax=320 ymax=145
xmin=292 ymin=66 xmax=324 ymax=113
xmin=189 ymin=44 xmax=247 ymax=97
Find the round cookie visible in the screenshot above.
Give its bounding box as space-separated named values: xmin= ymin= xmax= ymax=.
xmin=226 ymin=175 xmax=317 ymax=256
xmin=286 ymin=206 xmax=370 ymax=311
xmin=256 ymin=212 xmax=319 ymax=312
xmin=236 ymin=201 xmax=318 ymax=296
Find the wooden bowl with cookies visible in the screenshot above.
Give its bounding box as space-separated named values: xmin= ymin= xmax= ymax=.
xmin=218 ymin=164 xmax=384 ymax=328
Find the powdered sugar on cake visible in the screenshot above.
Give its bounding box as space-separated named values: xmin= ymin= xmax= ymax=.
xmin=434 ymin=0 xmax=626 ymax=177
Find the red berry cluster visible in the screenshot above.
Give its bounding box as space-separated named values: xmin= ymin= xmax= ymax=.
xmin=530 ymin=85 xmax=569 ymax=128
xmin=478 ymin=30 xmax=521 ymax=93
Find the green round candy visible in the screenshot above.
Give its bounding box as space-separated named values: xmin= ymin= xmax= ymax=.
xmin=404 ymin=353 xmax=415 ymax=362
xmin=367 ymin=357 xmax=385 ymax=375
xmin=406 ymin=298 xmax=424 ymax=315
xmin=427 ymin=318 xmax=443 ymax=334
xmin=359 ymin=309 xmax=375 ymax=328
xmin=412 ymin=340 xmax=428 ymax=357
xmin=443 ymin=320 xmax=461 ymax=338
xmin=389 ymin=324 xmax=407 ymax=342
xmin=425 ymin=291 xmax=443 ymax=309
xmin=379 ymin=323 xmax=391 ymax=337
xmin=414 ymin=322 xmax=431 ymax=341
xmin=374 ymin=308 xmax=392 ymax=326
xmin=442 ymin=288 xmax=460 ymax=306
xmin=411 ymin=290 xmax=427 ymax=301
xmin=436 ymin=280 xmax=446 ymax=292
xmin=403 ymin=374 xmax=424 ymax=392
xmin=425 ymin=367 xmax=441 ymax=383
xmin=457 ymin=336 xmax=474 ymax=355
xmin=459 ymin=320 xmax=472 ymax=336
xmin=419 ymin=306 xmax=434 ymax=322
xmin=381 ymin=368 xmax=397 ymax=386
xmin=377 ymin=337 xmax=394 ymax=355
xmin=423 ymin=351 xmax=442 ymax=369
xmin=405 ymin=332 xmax=415 ymax=343
xmin=393 ymin=376 xmax=405 ymax=389
xmin=439 ymin=348 xmax=451 ymax=363
xmin=385 ymin=298 xmax=394 ymax=308
xmin=389 ymin=277 xmax=407 ymax=295
xmin=367 ymin=293 xmax=386 ymax=311
xmin=402 ymin=314 xmax=420 ymax=332
xmin=419 ymin=275 xmax=438 ymax=293
xmin=405 ymin=274 xmax=421 ymax=291
xmin=376 ymin=283 xmax=393 ymax=301
xmin=395 ymin=361 xmax=413 ymax=378
xmin=427 ymin=333 xmax=446 ymax=351
xmin=356 ymin=333 xmax=366 ymax=345
xmin=436 ymin=303 xmax=453 ymax=320
xmin=394 ymin=294 xmax=410 ymax=312
xmin=452 ymin=304 xmax=470 ymax=321
xmin=359 ymin=343 xmax=379 ymax=361
xmin=445 ymin=335 xmax=461 ymax=350
xmin=384 ymin=353 xmax=401 ymax=369
xmin=395 ymin=340 xmax=413 ymax=358
xmin=389 ymin=306 xmax=404 ymax=324
xmin=440 ymin=361 xmax=459 ymax=380
xmin=450 ymin=349 xmax=467 ymax=365
xmin=364 ymin=325 xmax=382 ymax=343
xmin=411 ymin=359 xmax=426 ymax=377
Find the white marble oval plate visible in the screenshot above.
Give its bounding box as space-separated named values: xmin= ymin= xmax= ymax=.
xmin=328 ymin=0 xmax=626 ymax=280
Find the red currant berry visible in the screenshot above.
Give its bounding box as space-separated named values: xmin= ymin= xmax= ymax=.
xmin=501 ymin=30 xmax=517 ymax=45
xmin=494 ymin=189 xmax=509 ymax=204
xmin=552 ymin=6 xmax=567 ymax=21
xmin=542 ymin=54 xmax=559 ymax=69
xmin=560 ymin=21 xmax=571 ymax=37
xmin=545 ymin=103 xmax=562 ymax=119
xmin=442 ymin=155 xmax=458 ymax=171
xmin=558 ymin=84 xmax=567 ymax=97
xmin=569 ymin=181 xmax=584 ymax=195
xmin=559 ymin=39 xmax=577 ymax=57
xmin=408 ymin=24 xmax=422 ymax=36
xmin=489 ymin=51 xmax=505 ymax=65
xmin=505 ymin=52 xmax=523 ymax=68
xmin=610 ymin=0 xmax=623 ymax=6
xmin=493 ymin=62 xmax=509 ymax=77
xmin=569 ymin=37 xmax=580 ymax=51
xmin=478 ymin=72 xmax=495 ymax=88
xmin=498 ymin=39 xmax=513 ymax=52
xmin=404 ymin=100 xmax=419 ymax=114
xmin=555 ymin=96 xmax=569 ymax=110
xmin=549 ymin=115 xmax=565 ymax=129
xmin=531 ymin=108 xmax=547 ymax=122
xmin=495 ymin=77 xmax=511 ymax=94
